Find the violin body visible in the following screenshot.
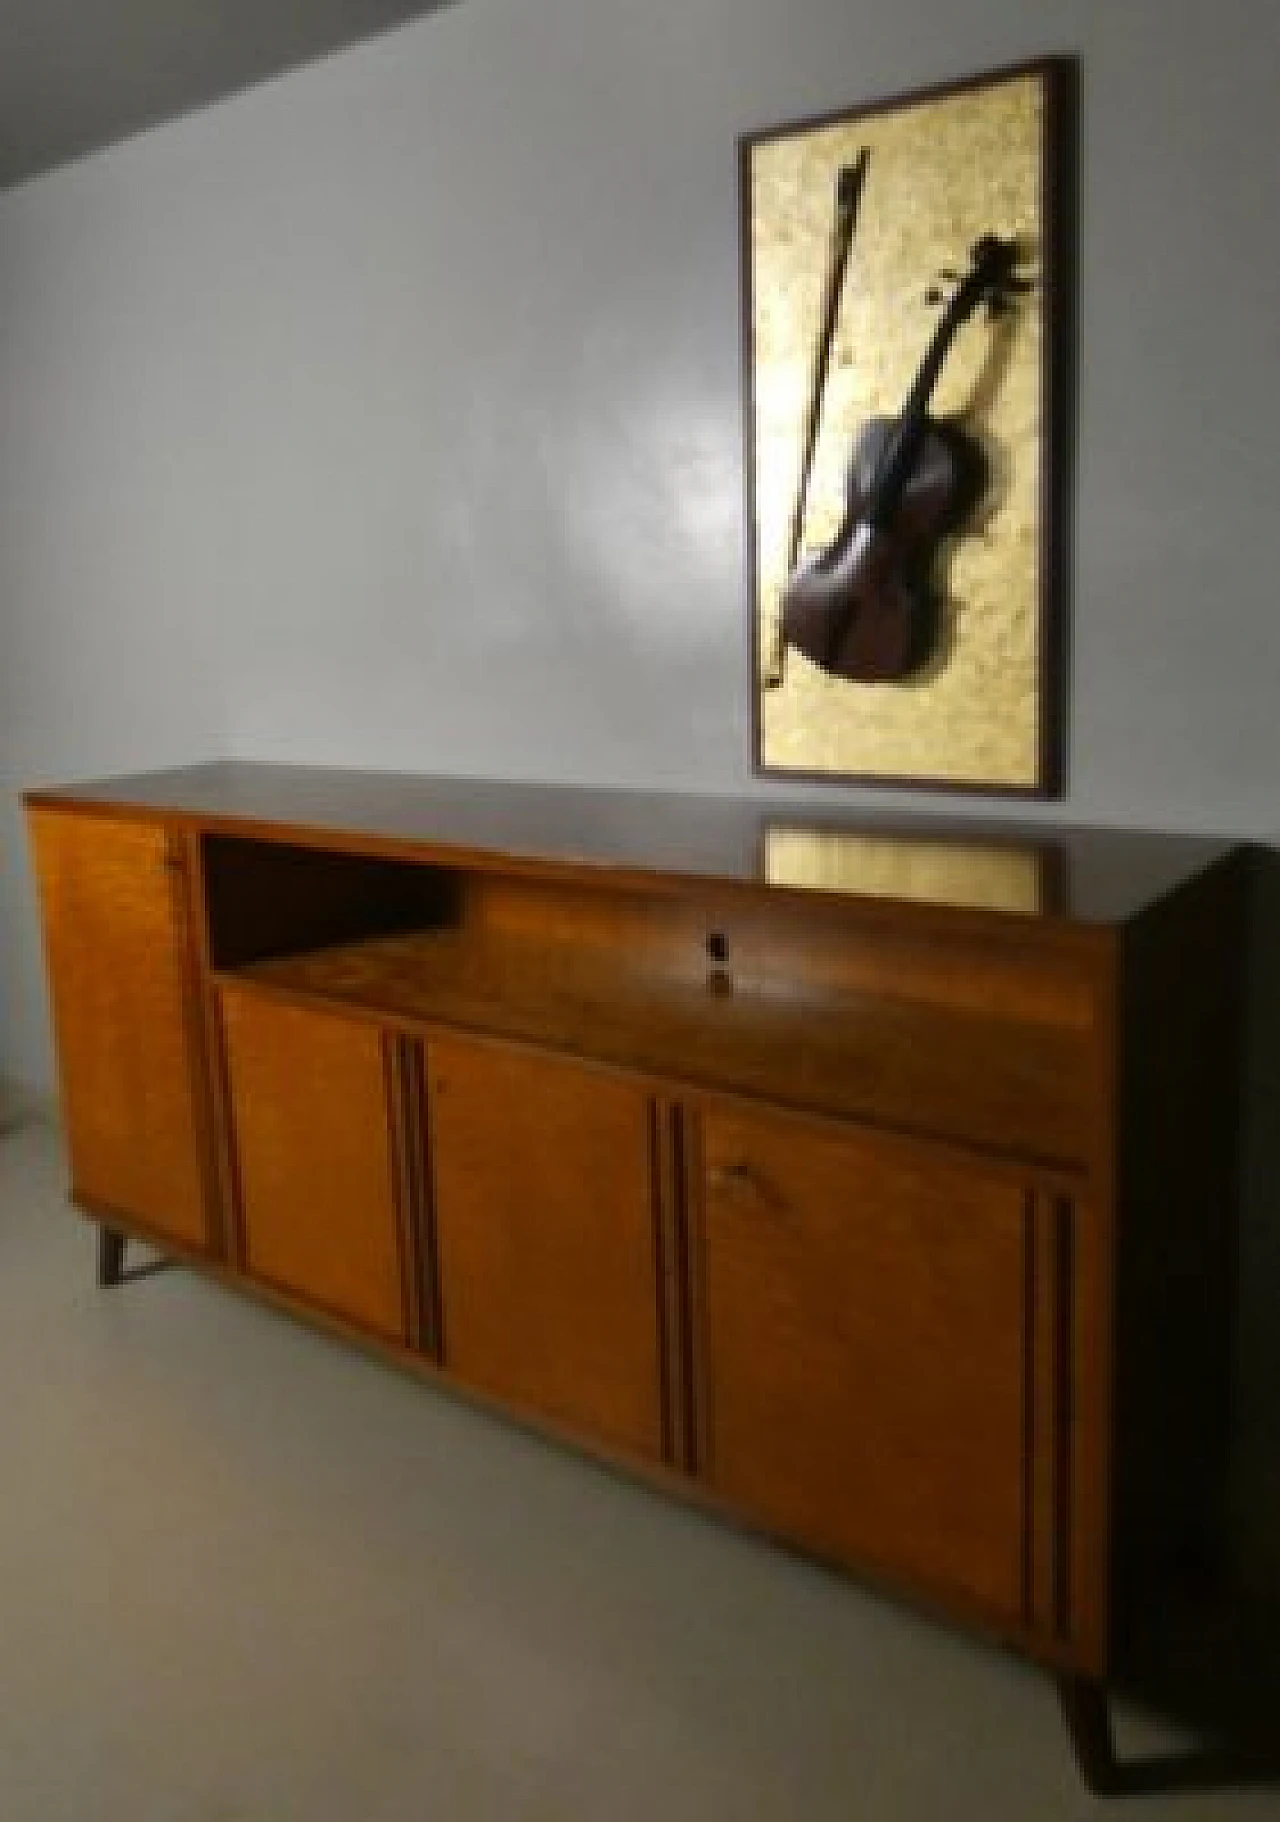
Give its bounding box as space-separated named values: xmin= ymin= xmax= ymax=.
xmin=782 ymin=414 xmax=982 ymax=682
xmin=778 ymin=233 xmax=1026 ymax=686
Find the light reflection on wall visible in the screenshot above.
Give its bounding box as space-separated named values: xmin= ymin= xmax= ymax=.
xmin=557 ymin=347 xmax=742 ymax=646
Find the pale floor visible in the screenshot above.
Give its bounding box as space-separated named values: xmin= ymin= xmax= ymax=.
xmin=1 ymin=1116 xmax=1277 ymax=1822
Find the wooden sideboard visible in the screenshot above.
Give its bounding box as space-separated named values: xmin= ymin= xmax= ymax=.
xmin=24 ymin=763 xmax=1248 ymax=1793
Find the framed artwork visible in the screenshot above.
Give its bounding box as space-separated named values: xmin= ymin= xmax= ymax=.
xmin=742 ymin=57 xmax=1075 ymax=795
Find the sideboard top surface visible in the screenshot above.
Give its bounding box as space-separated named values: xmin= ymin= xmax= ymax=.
xmin=26 ymin=761 xmax=1239 ymax=928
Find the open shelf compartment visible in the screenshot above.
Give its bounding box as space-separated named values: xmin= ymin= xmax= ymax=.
xmin=203 ymin=835 xmax=1091 ymax=1165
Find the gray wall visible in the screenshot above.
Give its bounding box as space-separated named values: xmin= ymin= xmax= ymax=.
xmin=4 ymin=0 xmax=1280 ymax=1072
xmin=2 ymin=0 xmax=1279 ymax=1583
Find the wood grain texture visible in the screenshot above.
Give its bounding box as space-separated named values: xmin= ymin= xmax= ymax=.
xmin=1026 ymin=1192 xmax=1072 ymax=1639
xmin=27 ymin=809 xmax=214 ymax=1249
xmin=463 ymin=870 xmax=1099 ymax=1025
xmin=693 ymin=1098 xmax=1029 ymax=1620
xmin=22 ymin=767 xmax=1251 ymax=1729
xmin=24 ymin=761 xmax=1236 ymax=927
xmin=218 ymin=985 xmax=409 ymax=1342
xmin=652 ymin=1095 xmax=697 ymax=1474
xmin=230 ymin=924 xmax=1094 ymax=1167
xmin=427 ymin=1032 xmax=666 ymax=1463
xmin=183 ymin=828 xmax=247 ymax=1267
xmin=385 ymin=1031 xmax=439 ymax=1358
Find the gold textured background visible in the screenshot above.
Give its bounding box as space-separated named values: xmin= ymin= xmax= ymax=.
xmin=762 ymin=827 xmax=1045 ymax=913
xmin=750 ymin=69 xmax=1048 ymax=788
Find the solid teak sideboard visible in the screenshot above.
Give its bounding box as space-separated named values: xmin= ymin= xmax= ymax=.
xmin=24 ymin=764 xmax=1247 ymax=1794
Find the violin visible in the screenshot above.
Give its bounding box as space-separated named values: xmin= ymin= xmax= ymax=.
xmin=781 ymin=233 xmax=1030 ymax=684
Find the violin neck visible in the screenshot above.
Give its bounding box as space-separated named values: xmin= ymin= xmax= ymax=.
xmin=867 ymin=294 xmax=970 ymax=528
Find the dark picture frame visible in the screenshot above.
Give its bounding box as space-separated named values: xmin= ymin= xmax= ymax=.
xmin=741 ymin=56 xmax=1076 ymax=797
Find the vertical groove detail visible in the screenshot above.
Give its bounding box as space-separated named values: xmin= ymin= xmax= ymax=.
xmin=382 ymin=1033 xmax=415 ymax=1347
xmin=404 ymin=1037 xmax=426 ymax=1349
xmin=682 ymin=1107 xmax=710 ymax=1480
xmin=414 ymin=1040 xmax=444 ymax=1364
xmin=1053 ymin=1196 xmax=1075 ymax=1639
xmin=1026 ymin=1190 xmax=1075 ymax=1641
xmin=211 ymin=991 xmax=251 ymax=1273
xmin=1021 ymin=1191 xmax=1037 ymax=1629
xmin=384 ymin=1033 xmax=438 ymax=1358
xmin=649 ymin=1098 xmax=677 ymax=1469
xmin=170 ymin=831 xmax=229 ymax=1260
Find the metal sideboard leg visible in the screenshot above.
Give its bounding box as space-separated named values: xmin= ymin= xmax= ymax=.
xmin=97 ymin=1225 xmax=127 ymax=1288
xmin=1057 ymin=1674 xmax=1119 ymax=1797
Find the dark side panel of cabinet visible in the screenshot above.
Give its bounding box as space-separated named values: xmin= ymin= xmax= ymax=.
xmin=692 ymin=1102 xmax=1032 ymax=1624
xmin=428 ymin=1034 xmax=666 ymax=1464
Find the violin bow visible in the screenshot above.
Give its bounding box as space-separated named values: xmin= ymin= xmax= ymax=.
xmin=764 ymin=149 xmax=870 ymax=691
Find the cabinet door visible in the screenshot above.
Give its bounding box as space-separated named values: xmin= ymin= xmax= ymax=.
xmin=694 ymin=1103 xmax=1030 ymax=1622
xmin=28 ymin=809 xmax=213 ymax=1250
xmin=219 ymin=987 xmax=411 ymax=1343
xmin=429 ymin=1034 xmax=665 ymax=1462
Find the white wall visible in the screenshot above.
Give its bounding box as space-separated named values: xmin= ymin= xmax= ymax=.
xmin=2 ymin=0 xmax=1280 ymax=1576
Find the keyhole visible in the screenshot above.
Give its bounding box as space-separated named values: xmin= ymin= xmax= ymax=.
xmin=706 ymin=930 xmax=732 ymax=996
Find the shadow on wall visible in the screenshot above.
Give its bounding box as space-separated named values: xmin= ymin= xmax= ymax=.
xmin=0 ymin=1081 xmax=42 ymax=1133
xmin=0 ymin=0 xmax=466 ymax=190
